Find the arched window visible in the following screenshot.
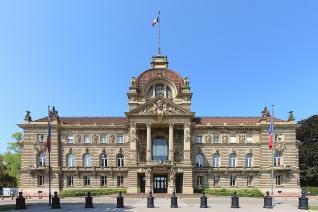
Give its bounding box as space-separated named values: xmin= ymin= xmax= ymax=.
xmin=274 ymin=152 xmax=281 ymax=166
xmin=212 ymin=153 xmax=220 ymax=167
xmin=83 ymin=154 xmax=92 ymax=167
xmin=245 ymin=154 xmax=252 ymax=167
xmin=100 ymin=154 xmax=108 ymax=167
xmin=152 ymin=138 xmax=168 ymax=161
xmin=146 ymin=84 xmax=173 ymax=99
xmin=196 ymin=154 xmax=203 ymax=167
xmin=38 ymin=152 xmax=46 ymax=167
xmin=117 ymin=154 xmax=124 ymax=167
xmin=67 ymin=154 xmax=75 ymax=167
xmin=229 ymin=153 xmax=236 ymax=167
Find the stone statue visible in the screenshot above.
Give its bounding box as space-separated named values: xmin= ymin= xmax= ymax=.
xmin=222 ymin=135 xmax=229 ymax=144
xmin=205 ymin=135 xmax=212 ymax=143
xmin=288 ymin=111 xmax=295 ymax=121
xmin=239 ymin=135 xmax=246 ymax=144
xmin=92 ymin=134 xmax=99 ymax=143
xmin=24 ymin=111 xmax=32 ymax=122
xmin=183 ymin=77 xmax=190 ymax=87
xmin=130 ymin=127 xmax=136 ymax=143
xmin=109 ymin=134 xmax=115 ymax=144
xmin=75 ymin=135 xmax=81 ymax=143
xmin=130 ymin=77 xmax=137 ymax=87
xmin=260 ymin=107 xmax=271 ymax=121
xmin=169 ymin=168 xmax=176 ymax=183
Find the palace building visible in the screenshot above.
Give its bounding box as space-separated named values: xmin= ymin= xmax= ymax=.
xmin=19 ymin=54 xmax=300 ymax=195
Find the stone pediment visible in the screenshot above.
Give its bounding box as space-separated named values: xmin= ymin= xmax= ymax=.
xmin=127 ymin=96 xmax=193 ymax=121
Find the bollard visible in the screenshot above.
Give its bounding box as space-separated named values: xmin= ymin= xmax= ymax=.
xmin=85 ymin=191 xmax=93 ymax=208
xmin=116 ymin=192 xmax=124 ymax=208
xmin=298 ymin=192 xmax=309 ymax=210
xmin=231 ymin=192 xmax=239 ymax=208
xmin=263 ymin=191 xmax=273 ymax=209
xmin=51 ymin=191 xmax=61 ymax=209
xmin=15 ymin=192 xmax=26 ymax=210
xmin=200 ymin=192 xmax=208 ymax=208
xmin=170 ymin=191 xmax=178 ymax=208
xmin=147 ymin=191 xmax=155 ymax=208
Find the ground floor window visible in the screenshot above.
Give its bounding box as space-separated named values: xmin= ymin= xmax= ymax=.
xmin=84 ymin=176 xmax=91 ymax=186
xmin=38 ymin=176 xmax=44 ymax=186
xmin=213 ymin=176 xmax=220 ymax=186
xmin=117 ymin=176 xmax=124 ymax=186
xmin=101 ymin=176 xmax=107 ymax=186
xmin=197 ymin=176 xmax=203 ymax=186
xmin=276 ymin=175 xmax=282 ymax=186
xmin=67 ymin=176 xmax=73 ymax=186
xmin=247 ymin=176 xmax=253 ymax=186
xmin=230 ymin=176 xmax=236 ymax=186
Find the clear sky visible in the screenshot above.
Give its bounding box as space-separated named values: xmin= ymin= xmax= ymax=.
xmin=0 ymin=1 xmax=317 ymax=152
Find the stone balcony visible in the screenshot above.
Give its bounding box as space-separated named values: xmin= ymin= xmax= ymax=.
xmin=61 ymin=166 xmax=128 ymax=173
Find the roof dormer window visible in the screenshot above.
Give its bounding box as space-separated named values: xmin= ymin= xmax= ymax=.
xmin=146 ymin=83 xmax=172 ymax=99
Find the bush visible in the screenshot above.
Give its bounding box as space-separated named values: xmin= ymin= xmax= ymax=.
xmin=60 ymin=188 xmax=127 ymax=198
xmin=302 ymin=187 xmax=318 ymax=196
xmin=204 ymin=188 xmax=263 ymax=197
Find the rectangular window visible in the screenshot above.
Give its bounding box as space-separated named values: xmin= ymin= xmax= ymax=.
xmin=247 ymin=176 xmax=253 ymax=186
xmin=276 ymin=175 xmax=282 ymax=186
xmin=37 ymin=134 xmax=46 ymax=143
xmin=101 ymin=176 xmax=107 ymax=186
xmin=196 ymin=135 xmax=203 ymax=144
xmin=117 ymin=176 xmax=124 ymax=186
xmin=100 ymin=134 xmax=108 ymax=143
xmin=230 ymin=136 xmax=237 ymax=143
xmin=246 ymin=135 xmax=253 ymax=143
xmin=84 ymin=135 xmax=91 ymax=143
xmin=213 ymin=136 xmax=220 ymax=144
xmin=84 ymin=176 xmax=91 ymax=186
xmin=117 ymin=135 xmax=124 ymax=144
xmin=230 ymin=176 xmax=236 ymax=186
xmin=197 ymin=176 xmax=203 ymax=186
xmin=67 ymin=135 xmax=74 ymax=143
xmin=38 ymin=176 xmax=45 ymax=186
xmin=213 ymin=176 xmax=220 ymax=186
xmin=67 ymin=176 xmax=73 ymax=186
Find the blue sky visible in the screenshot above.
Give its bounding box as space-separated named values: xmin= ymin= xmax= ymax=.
xmin=0 ymin=1 xmax=317 ymax=152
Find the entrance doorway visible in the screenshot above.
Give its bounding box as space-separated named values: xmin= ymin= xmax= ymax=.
xmin=175 ymin=174 xmax=183 ymax=193
xmin=153 ymin=175 xmax=167 ymax=193
xmin=138 ymin=174 xmax=145 ymax=193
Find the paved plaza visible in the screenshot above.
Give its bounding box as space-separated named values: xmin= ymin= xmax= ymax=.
xmin=0 ymin=195 xmax=317 ymax=211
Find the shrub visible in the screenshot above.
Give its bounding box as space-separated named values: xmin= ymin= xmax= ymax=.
xmin=60 ymin=188 xmax=127 ymax=198
xmin=204 ymin=188 xmax=263 ymax=197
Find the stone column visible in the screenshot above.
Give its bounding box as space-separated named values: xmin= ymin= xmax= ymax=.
xmin=183 ymin=122 xmax=193 ymax=194
xmin=169 ymin=123 xmax=174 ymax=161
xmin=146 ymin=123 xmax=152 ymax=161
xmin=127 ymin=123 xmax=138 ymax=193
xmin=145 ymin=168 xmax=152 ymax=193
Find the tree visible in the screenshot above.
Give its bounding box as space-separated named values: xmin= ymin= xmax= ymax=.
xmin=296 ymin=115 xmax=318 ymax=186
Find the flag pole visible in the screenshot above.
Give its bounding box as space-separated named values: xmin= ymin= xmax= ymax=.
xmin=271 ymin=105 xmax=275 ymax=201
xmin=158 ymin=10 xmax=161 ymax=55
xmin=48 ymin=106 xmax=52 ymax=206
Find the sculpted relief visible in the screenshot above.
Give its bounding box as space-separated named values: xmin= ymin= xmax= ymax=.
xmin=140 ymin=99 xmax=182 ymax=121
xmin=222 ymin=135 xmax=229 ymax=144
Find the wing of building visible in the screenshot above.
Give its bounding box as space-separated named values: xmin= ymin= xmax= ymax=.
xmin=18 ymin=54 xmax=300 ymax=195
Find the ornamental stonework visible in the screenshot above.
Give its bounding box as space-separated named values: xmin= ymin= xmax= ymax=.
xmin=222 ymin=135 xmax=229 ymax=144
xmin=205 ymin=134 xmax=212 ymax=143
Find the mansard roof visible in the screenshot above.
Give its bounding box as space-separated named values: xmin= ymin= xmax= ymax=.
xmin=34 ymin=116 xmax=128 ymax=125
xmin=194 ymin=116 xmax=284 ymax=125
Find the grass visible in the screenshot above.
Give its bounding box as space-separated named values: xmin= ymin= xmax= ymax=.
xmin=60 ymin=188 xmax=127 ymax=197
xmin=302 ymin=187 xmax=318 ymax=195
xmin=204 ymin=188 xmax=263 ymax=197
xmin=309 ymin=206 xmax=318 ymax=210
xmin=0 ymin=204 xmax=15 ymax=211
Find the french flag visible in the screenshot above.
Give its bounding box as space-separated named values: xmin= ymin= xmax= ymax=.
xmin=45 ymin=107 xmax=51 ymax=153
xmin=152 ymin=12 xmax=160 ymax=27
xmin=268 ymin=117 xmax=273 ymax=149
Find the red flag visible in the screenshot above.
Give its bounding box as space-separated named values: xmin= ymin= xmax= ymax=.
xmin=268 ymin=116 xmax=273 ymax=149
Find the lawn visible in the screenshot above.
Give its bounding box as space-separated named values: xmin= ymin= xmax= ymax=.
xmin=310 ymin=206 xmax=318 ymax=210
xmin=0 ymin=204 xmax=15 ymax=211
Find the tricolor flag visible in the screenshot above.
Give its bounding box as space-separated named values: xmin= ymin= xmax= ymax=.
xmin=268 ymin=115 xmax=274 ymax=150
xmin=152 ymin=12 xmax=160 ymax=27
xmin=45 ymin=107 xmax=52 ymax=153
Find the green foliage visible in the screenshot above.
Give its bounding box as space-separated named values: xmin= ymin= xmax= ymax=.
xmin=302 ymin=187 xmax=318 ymax=195
xmin=204 ymin=188 xmax=263 ymax=197
xmin=7 ymin=132 xmax=23 ymax=153
xmin=59 ymin=188 xmax=127 ymax=197
xmin=2 ymin=152 xmax=20 ymax=186
xmin=297 ymin=115 xmax=318 ymax=186
xmin=0 ymin=204 xmax=15 ymax=211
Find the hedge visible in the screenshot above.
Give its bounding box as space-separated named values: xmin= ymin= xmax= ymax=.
xmin=204 ymin=188 xmax=263 ymax=197
xmin=60 ymin=188 xmax=127 ymax=197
